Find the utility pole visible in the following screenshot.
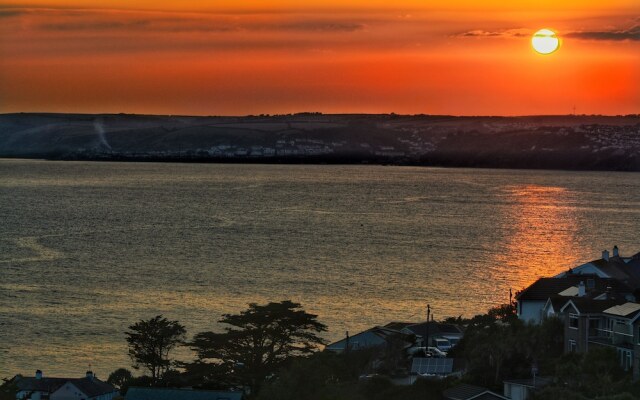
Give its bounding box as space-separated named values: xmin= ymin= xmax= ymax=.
xmin=425 ymin=304 xmax=431 ymax=350
xmin=345 ymin=331 xmax=350 ymax=354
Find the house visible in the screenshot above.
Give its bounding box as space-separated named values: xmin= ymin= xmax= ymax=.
xmin=503 ymin=377 xmax=552 ymax=400
xmin=400 ymin=322 xmax=464 ymax=350
xmin=442 ymin=384 xmax=507 ymax=400
xmin=516 ymin=275 xmax=633 ymax=324
xmin=325 ymin=326 xmax=415 ymax=352
xmin=558 ymin=297 xmax=640 ymax=380
xmin=15 ymin=370 xmax=118 ymax=400
xmin=560 ymin=297 xmax=625 ymax=353
xmin=515 ymin=248 xmax=640 ymax=379
xmin=125 ymin=387 xmax=243 ymax=400
xmin=591 ymin=302 xmax=640 ymax=379
xmin=555 ymin=247 xmax=640 ymax=288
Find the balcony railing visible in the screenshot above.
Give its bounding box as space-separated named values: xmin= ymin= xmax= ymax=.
xmin=590 ymin=327 xmax=634 ymax=347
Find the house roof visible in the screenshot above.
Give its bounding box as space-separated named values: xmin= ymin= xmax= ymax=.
xmin=561 ymin=251 xmax=640 ymax=288
xmin=442 ymin=384 xmax=507 ymax=400
xmin=516 ymin=276 xmax=632 ymax=302
xmin=473 ymin=394 xmax=509 ymax=400
xmin=517 ymin=277 xmax=593 ymax=301
xmin=125 ymin=387 xmax=243 ymax=400
xmin=384 ymin=321 xmax=416 ymax=331
xmin=603 ymin=302 xmax=640 ymax=318
xmin=16 ymin=376 xmax=116 ymax=397
xmin=560 ymin=298 xmax=625 ymax=314
xmin=325 ymin=326 xmax=414 ymax=351
xmin=544 ymin=296 xmax=570 ymax=313
xmin=403 ymin=322 xmax=463 ymax=338
xmin=67 ymin=378 xmax=119 ymax=398
xmin=16 ymin=377 xmax=68 ymax=393
xmin=558 ymin=286 xmax=579 ymax=296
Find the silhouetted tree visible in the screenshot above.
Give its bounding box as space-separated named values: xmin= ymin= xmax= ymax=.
xmin=107 ymin=368 xmax=133 ymax=390
xmin=0 ymin=377 xmax=19 ymax=400
xmin=187 ymin=300 xmax=327 ymax=395
xmin=125 ymin=315 xmax=186 ymax=381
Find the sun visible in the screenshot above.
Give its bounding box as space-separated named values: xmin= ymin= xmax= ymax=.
xmin=532 ymin=29 xmax=560 ymax=55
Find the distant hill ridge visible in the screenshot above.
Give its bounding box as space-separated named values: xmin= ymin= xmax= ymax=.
xmin=1 ymin=113 xmax=639 ymax=171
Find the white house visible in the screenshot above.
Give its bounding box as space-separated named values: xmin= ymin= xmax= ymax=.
xmin=15 ymin=371 xmax=118 ymax=400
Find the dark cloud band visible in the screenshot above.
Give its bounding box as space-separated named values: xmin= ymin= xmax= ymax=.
xmin=565 ymin=26 xmax=640 ymax=41
xmin=458 ymin=24 xmax=640 ymax=42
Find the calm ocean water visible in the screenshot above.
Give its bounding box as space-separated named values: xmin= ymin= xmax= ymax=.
xmin=1 ymin=160 xmax=639 ymax=378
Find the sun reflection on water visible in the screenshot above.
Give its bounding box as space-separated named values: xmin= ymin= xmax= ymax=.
xmin=492 ymin=184 xmax=587 ymax=294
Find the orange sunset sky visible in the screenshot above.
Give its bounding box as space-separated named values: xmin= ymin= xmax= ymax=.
xmin=0 ymin=0 xmax=638 ymax=116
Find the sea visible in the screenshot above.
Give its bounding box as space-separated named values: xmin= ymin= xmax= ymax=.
xmin=1 ymin=159 xmax=639 ymax=379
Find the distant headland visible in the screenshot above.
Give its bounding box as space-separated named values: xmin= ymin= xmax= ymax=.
xmin=1 ymin=113 xmax=639 ymax=171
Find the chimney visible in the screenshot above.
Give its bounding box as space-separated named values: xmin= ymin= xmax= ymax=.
xmin=602 ymin=250 xmax=609 ymax=261
xmin=86 ymin=371 xmax=94 ymax=381
xmin=613 ymin=245 xmax=619 ymax=257
xmin=578 ymin=281 xmax=586 ymax=297
xmin=35 ymin=370 xmax=43 ymax=380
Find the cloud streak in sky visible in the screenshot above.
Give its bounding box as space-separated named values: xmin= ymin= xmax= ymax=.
xmin=457 ymin=23 xmax=640 ymax=41
xmin=0 ymin=9 xmax=25 ymax=17
xmin=456 ymin=28 xmax=528 ymax=38
xmin=1 ymin=3 xmax=638 ymax=116
xmin=565 ymin=25 xmax=640 ymax=41
xmin=5 ymin=8 xmax=368 ymax=34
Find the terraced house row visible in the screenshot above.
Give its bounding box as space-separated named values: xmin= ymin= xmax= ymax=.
xmin=516 ymin=246 xmax=640 ymax=379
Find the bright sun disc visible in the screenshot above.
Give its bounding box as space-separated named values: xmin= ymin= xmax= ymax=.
xmin=532 ymin=29 xmax=560 ymax=55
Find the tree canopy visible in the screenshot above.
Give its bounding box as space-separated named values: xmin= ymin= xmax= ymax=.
xmin=125 ymin=315 xmax=186 ymax=381
xmin=187 ymin=300 xmax=327 ymax=393
xmin=107 ymin=368 xmax=133 ymax=389
xmin=532 ymin=347 xmax=639 ymax=399
xmin=0 ymin=378 xmax=18 ymax=400
xmin=448 ymin=303 xmax=563 ymax=389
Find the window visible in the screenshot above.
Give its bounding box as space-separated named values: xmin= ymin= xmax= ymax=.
xmin=569 ymin=315 xmax=579 ymax=329
xmin=569 ymin=340 xmax=577 ymax=352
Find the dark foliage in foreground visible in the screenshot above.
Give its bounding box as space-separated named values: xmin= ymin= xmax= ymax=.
xmin=185 ymin=300 xmax=327 ymax=394
xmin=450 ymin=303 xmax=564 ymax=390
xmin=125 ymin=315 xmax=186 ymax=381
xmin=0 ymin=378 xmax=18 ymax=400
xmin=106 ymin=368 xmax=133 ymax=390
xmin=90 ymin=300 xmax=640 ymax=399
xmin=256 ymin=350 xmax=453 ymax=400
xmin=531 ymin=348 xmax=640 ymax=399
